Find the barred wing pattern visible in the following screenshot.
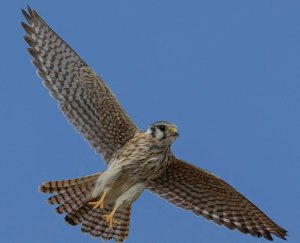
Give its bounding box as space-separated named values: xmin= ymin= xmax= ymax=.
xmin=22 ymin=6 xmax=138 ymax=163
xmin=147 ymin=156 xmax=287 ymax=241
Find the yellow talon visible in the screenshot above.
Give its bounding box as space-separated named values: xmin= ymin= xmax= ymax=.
xmin=88 ymin=191 xmax=107 ymax=209
xmin=102 ymin=207 xmax=120 ymax=229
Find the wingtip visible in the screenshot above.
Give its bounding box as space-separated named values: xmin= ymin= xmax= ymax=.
xmin=272 ymin=227 xmax=288 ymax=241
xmin=21 ymin=5 xmax=36 ymax=19
xmin=20 ymin=21 xmax=26 ymax=29
xmin=27 ymin=5 xmax=33 ymax=15
xmin=21 ymin=5 xmax=31 ymax=15
xmin=21 ymin=8 xmax=29 ymax=20
xmin=21 ymin=21 xmax=29 ymax=32
xmin=21 ymin=8 xmax=26 ymax=15
xmin=21 ymin=5 xmax=35 ymax=25
xmin=281 ymin=232 xmax=288 ymax=241
xmin=277 ymin=225 xmax=288 ymax=240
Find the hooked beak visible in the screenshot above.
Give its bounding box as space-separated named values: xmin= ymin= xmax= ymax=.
xmin=169 ymin=126 xmax=179 ymax=137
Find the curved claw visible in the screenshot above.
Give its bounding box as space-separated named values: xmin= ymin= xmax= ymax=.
xmin=102 ymin=214 xmax=121 ymax=228
xmin=88 ymin=191 xmax=107 ymax=209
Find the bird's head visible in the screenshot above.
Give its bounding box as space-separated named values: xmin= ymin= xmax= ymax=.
xmin=145 ymin=121 xmax=179 ymax=144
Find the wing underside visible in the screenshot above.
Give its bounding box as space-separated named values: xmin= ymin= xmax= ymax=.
xmin=22 ymin=6 xmax=138 ymax=163
xmin=147 ymin=156 xmax=287 ymax=241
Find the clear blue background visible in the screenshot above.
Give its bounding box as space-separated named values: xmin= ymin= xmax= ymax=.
xmin=1 ymin=1 xmax=299 ymax=242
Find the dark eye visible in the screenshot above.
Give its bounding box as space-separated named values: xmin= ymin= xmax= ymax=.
xmin=158 ymin=125 xmax=166 ymax=131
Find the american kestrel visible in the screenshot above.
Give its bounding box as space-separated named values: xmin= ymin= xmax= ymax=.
xmin=22 ymin=6 xmax=287 ymax=243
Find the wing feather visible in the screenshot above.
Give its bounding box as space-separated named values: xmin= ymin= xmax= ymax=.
xmin=147 ymin=156 xmax=287 ymax=241
xmin=21 ymin=6 xmax=138 ymax=163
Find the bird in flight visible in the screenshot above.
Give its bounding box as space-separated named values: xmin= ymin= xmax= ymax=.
xmin=21 ymin=6 xmax=287 ymax=243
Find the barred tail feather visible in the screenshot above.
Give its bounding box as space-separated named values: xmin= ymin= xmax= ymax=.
xmin=39 ymin=173 xmax=100 ymax=193
xmin=39 ymin=173 xmax=131 ymax=243
xmin=79 ymin=204 xmax=131 ymax=242
xmin=48 ymin=186 xmax=91 ymax=205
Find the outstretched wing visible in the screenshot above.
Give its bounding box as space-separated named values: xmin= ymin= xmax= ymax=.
xmin=147 ymin=156 xmax=287 ymax=241
xmin=21 ymin=6 xmax=138 ymax=163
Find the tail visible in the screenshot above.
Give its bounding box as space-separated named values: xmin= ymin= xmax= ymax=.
xmin=39 ymin=173 xmax=131 ymax=243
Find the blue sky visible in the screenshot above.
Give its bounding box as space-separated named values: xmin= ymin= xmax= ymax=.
xmin=0 ymin=1 xmax=299 ymax=242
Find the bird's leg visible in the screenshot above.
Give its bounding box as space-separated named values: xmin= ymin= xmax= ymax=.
xmin=102 ymin=206 xmax=121 ymax=229
xmin=88 ymin=191 xmax=107 ymax=209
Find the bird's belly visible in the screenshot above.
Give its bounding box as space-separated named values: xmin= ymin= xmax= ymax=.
xmin=104 ymin=176 xmax=136 ymax=204
xmin=92 ymin=154 xmax=170 ymax=204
